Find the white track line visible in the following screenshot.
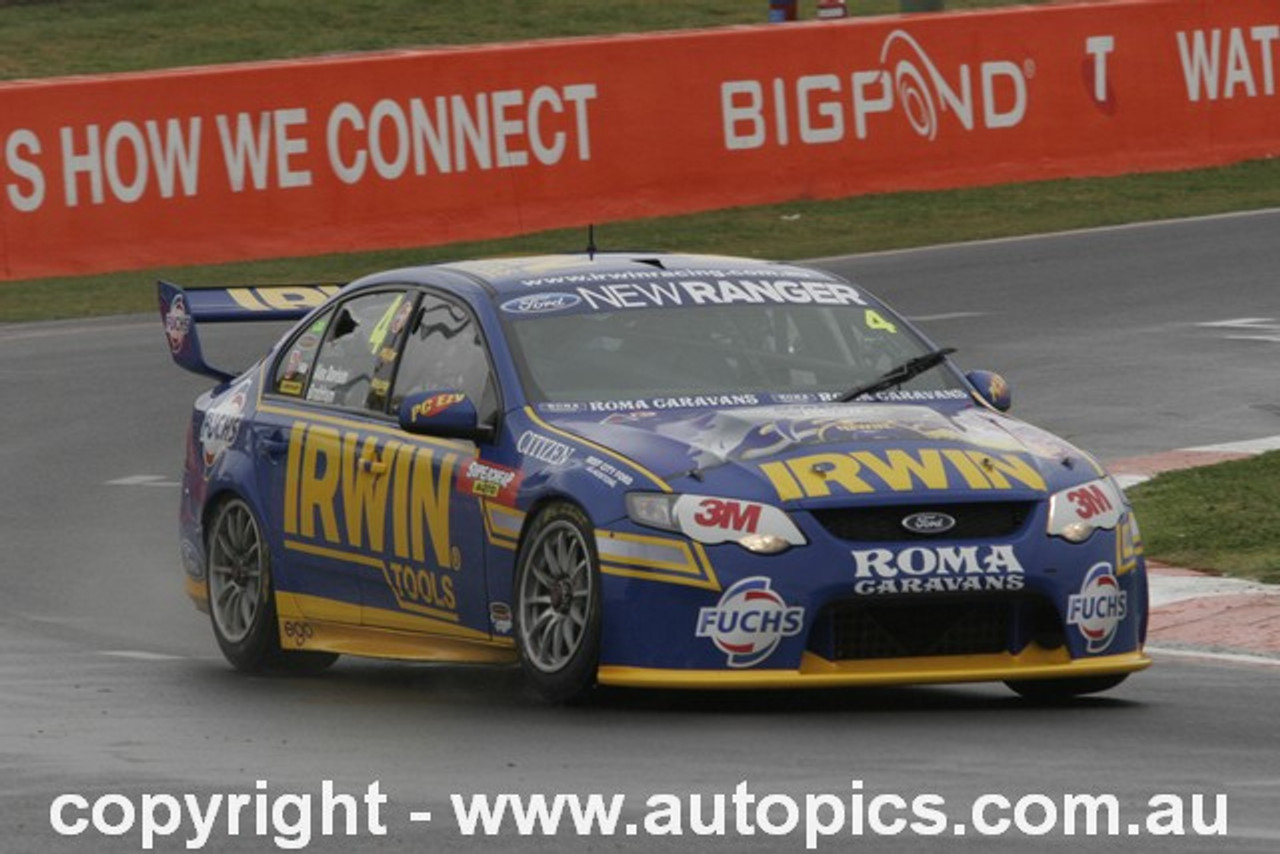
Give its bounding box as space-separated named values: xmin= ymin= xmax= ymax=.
xmin=1186 ymin=436 xmax=1280 ymax=455
xmin=813 ymin=206 xmax=1280 ymax=262
xmin=1147 ymin=645 xmax=1280 ymax=669
xmin=99 ymin=650 xmax=186 ymax=662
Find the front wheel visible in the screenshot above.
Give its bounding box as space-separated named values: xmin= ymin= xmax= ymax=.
xmin=206 ymin=497 xmax=337 ymax=674
xmin=1005 ymin=673 xmax=1128 ymax=701
xmin=513 ymin=503 xmax=601 ymax=703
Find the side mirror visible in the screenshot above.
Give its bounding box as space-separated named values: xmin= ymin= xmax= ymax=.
xmin=966 ymin=370 xmax=1012 ymax=412
xmin=398 ymin=390 xmax=492 ymax=441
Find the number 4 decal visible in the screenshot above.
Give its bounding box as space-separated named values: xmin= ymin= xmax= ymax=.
xmin=865 ymin=309 xmax=897 ymax=334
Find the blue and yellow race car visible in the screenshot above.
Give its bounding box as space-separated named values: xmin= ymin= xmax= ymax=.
xmin=160 ymin=252 xmax=1148 ymax=701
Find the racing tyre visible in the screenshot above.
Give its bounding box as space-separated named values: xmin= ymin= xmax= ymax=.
xmin=206 ymin=497 xmax=337 ymax=674
xmin=1004 ymin=674 xmax=1128 ymax=701
xmin=514 ymin=503 xmax=602 ymax=703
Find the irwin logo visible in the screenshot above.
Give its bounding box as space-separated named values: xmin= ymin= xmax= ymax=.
xmin=759 ymin=448 xmax=1046 ymax=500
xmin=283 ymin=423 xmax=458 ymax=567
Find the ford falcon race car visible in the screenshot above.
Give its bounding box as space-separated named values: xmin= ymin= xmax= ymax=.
xmin=160 ymin=252 xmax=1148 ymax=702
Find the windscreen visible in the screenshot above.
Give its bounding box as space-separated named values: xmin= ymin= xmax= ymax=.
xmin=504 ymin=298 xmax=966 ymax=405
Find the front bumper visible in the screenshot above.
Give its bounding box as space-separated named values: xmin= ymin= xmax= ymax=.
xmin=599 ymin=648 xmax=1151 ymax=690
xmin=595 ymin=500 xmax=1149 ymax=686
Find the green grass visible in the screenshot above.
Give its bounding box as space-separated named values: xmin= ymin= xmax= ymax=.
xmin=1128 ymin=453 xmax=1280 ymax=584
xmin=0 ymin=1 xmax=1036 ymax=79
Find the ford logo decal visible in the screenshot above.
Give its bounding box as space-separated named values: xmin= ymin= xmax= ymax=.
xmin=500 ymin=292 xmax=582 ymax=314
xmin=902 ymin=512 xmax=956 ymax=535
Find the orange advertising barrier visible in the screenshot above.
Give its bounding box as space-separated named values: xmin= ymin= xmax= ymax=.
xmin=0 ymin=0 xmax=1277 ymax=280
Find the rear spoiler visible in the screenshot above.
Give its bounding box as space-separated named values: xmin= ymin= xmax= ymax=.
xmin=158 ymin=280 xmax=341 ymax=383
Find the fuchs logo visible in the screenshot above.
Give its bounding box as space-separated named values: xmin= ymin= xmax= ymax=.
xmin=164 ymin=294 xmax=191 ymax=354
xmin=1067 ymin=562 xmax=1128 ymax=653
xmin=901 ymin=511 xmax=956 ymax=535
xmin=500 ymin=292 xmax=581 ymax=315
xmin=199 ymin=386 xmax=248 ymax=472
xmin=696 ymin=577 xmax=804 ymax=668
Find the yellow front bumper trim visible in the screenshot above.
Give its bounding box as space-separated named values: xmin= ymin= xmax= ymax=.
xmin=598 ymin=648 xmax=1151 ymax=690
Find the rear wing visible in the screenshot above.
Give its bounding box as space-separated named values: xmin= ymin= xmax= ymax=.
xmin=158 ymin=280 xmax=341 ymax=383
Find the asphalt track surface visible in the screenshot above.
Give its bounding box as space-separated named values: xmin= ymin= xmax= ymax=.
xmin=4 ymin=210 xmax=1280 ymax=852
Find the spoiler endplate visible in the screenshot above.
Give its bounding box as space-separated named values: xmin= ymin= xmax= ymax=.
xmin=157 ymin=280 xmax=340 ymax=383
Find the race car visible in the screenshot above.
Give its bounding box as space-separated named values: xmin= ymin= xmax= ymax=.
xmin=159 ymin=252 xmax=1149 ymax=702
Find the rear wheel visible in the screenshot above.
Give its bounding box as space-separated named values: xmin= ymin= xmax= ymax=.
xmin=514 ymin=503 xmax=601 ymax=703
xmin=1005 ymin=673 xmax=1128 ymax=701
xmin=206 ymin=497 xmax=337 ymax=674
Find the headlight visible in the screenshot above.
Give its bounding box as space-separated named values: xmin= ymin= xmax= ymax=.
xmin=625 ymin=492 xmax=806 ymax=553
xmin=1046 ymin=477 xmax=1126 ymax=543
xmin=625 ymin=493 xmax=679 ymax=531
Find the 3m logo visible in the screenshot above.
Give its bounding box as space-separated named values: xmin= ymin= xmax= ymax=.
xmin=1047 ymin=478 xmax=1124 ymax=537
xmin=1068 ymin=483 xmax=1114 ymax=521
xmin=693 ymin=499 xmax=762 ymax=534
xmin=671 ymin=495 xmax=806 ymax=547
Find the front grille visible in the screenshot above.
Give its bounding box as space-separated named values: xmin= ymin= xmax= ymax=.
xmin=809 ymin=594 xmax=1063 ymax=660
xmin=811 ymin=502 xmax=1034 ymax=542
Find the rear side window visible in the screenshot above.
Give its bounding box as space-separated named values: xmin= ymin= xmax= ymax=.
xmin=273 ymin=309 xmax=334 ymax=397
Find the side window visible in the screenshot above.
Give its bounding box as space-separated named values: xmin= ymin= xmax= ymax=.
xmin=391 ymin=294 xmax=497 ymax=422
xmin=305 ymin=290 xmax=412 ymax=412
xmin=273 ymin=308 xmax=334 ymax=397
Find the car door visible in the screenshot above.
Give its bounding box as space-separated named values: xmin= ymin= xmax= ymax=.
xmin=255 ymin=288 xmax=419 ymax=625
xmin=357 ymin=289 xmax=502 ymax=640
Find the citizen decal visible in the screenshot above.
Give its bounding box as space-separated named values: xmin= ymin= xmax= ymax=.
xmin=850 ymin=545 xmax=1025 ymax=595
xmin=517 ymin=431 xmax=575 ymax=466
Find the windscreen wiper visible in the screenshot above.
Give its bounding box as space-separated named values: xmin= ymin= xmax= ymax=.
xmin=837 ymin=347 xmax=957 ymax=402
